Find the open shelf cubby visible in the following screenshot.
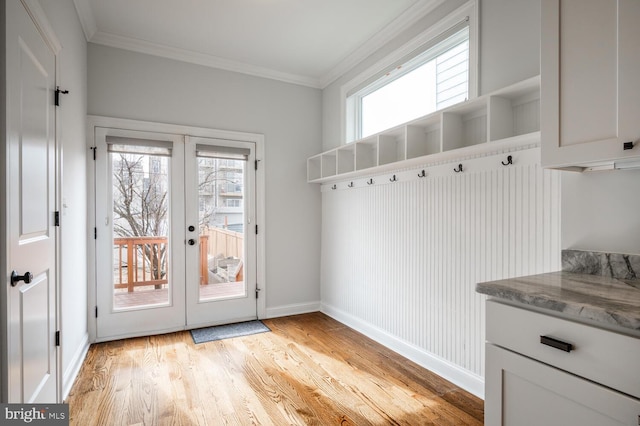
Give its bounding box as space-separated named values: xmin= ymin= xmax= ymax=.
xmin=488 ymin=79 xmax=540 ymax=142
xmin=356 ymin=137 xmax=378 ymax=171
xmin=307 ymin=155 xmax=322 ymax=181
xmin=337 ymin=144 xmax=355 ymax=174
xmin=442 ymin=98 xmax=488 ymax=152
xmin=321 ymin=151 xmax=337 ymax=178
xmin=308 ymin=75 xmax=541 ymax=183
xmin=378 ymin=128 xmax=405 ymax=165
xmin=406 ymin=114 xmax=441 ymax=159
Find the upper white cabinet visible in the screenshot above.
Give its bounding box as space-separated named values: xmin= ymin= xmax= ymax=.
xmin=541 ymin=0 xmax=640 ymax=170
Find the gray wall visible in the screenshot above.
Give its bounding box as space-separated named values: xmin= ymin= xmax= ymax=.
xmin=39 ymin=0 xmax=89 ymax=397
xmin=87 ymin=44 xmax=323 ymax=311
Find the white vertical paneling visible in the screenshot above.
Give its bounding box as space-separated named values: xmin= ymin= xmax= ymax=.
xmin=321 ymin=147 xmax=560 ymax=381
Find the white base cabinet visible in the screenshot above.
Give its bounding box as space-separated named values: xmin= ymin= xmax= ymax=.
xmin=486 ymin=345 xmax=640 ymax=426
xmin=484 ymin=300 xmax=640 ymax=425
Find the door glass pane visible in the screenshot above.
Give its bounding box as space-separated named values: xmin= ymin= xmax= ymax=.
xmin=110 ymin=151 xmax=171 ymax=310
xmin=197 ymin=156 xmax=246 ymax=301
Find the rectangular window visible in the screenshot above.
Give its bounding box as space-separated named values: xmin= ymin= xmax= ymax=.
xmin=343 ymin=1 xmax=477 ymax=143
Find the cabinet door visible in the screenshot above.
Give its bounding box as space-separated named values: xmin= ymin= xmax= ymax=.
xmin=541 ymin=0 xmax=640 ymax=169
xmin=485 ymin=345 xmax=640 ymax=426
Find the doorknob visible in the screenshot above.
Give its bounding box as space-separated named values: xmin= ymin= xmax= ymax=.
xmin=188 ymin=239 xmax=196 ymax=246
xmin=11 ymin=271 xmax=33 ymax=286
xmin=188 ymin=225 xmax=195 ymax=232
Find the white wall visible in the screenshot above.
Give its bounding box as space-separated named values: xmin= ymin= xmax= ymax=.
xmin=87 ymin=44 xmax=323 ymax=314
xmin=562 ymin=169 xmax=640 ymax=255
xmin=38 ymin=0 xmax=89 ymax=399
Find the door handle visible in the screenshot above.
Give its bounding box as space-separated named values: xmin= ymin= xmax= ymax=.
xmin=11 ymin=271 xmax=33 ymax=286
xmin=188 ymin=225 xmax=195 ymax=232
xmin=188 ymin=239 xmax=196 ymax=246
xmin=540 ymin=335 xmax=573 ymax=352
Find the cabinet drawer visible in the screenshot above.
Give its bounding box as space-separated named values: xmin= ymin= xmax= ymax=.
xmin=486 ymin=300 xmax=640 ymax=399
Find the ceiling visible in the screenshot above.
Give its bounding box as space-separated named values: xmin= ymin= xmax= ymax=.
xmin=72 ymin=0 xmax=442 ymax=88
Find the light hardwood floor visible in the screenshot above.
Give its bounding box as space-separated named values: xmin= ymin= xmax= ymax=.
xmin=66 ymin=313 xmax=483 ymax=425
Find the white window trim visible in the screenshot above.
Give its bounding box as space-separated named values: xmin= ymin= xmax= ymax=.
xmin=340 ymin=0 xmax=478 ymax=145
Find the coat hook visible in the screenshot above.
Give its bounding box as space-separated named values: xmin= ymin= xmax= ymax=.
xmin=501 ymin=155 xmax=513 ymax=166
xmin=331 ymin=184 xmax=337 ymax=190
xmin=453 ymin=164 xmax=463 ymax=173
xmin=367 ymin=178 xmax=374 ymax=185
xmin=418 ymin=170 xmax=426 ymax=178
xmin=348 ymin=182 xmax=354 ymax=188
xmin=389 ymin=175 xmax=397 ymax=182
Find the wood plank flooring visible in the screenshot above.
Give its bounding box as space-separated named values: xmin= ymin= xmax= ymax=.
xmin=66 ymin=312 xmax=483 ymax=425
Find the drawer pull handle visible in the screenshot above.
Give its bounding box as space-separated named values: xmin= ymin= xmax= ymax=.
xmin=540 ymin=335 xmax=573 ymax=352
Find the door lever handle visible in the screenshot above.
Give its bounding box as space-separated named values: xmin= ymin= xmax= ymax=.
xmin=11 ymin=271 xmax=33 ymax=286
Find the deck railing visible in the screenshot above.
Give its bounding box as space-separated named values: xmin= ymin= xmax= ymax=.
xmin=114 ymin=228 xmax=244 ymax=291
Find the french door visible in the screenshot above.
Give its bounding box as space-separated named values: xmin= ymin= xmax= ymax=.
xmin=94 ymin=129 xmax=257 ymax=341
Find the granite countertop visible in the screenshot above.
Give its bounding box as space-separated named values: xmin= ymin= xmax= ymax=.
xmin=476 ymin=271 xmax=640 ymax=332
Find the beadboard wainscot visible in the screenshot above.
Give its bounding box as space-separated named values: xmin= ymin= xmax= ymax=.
xmin=313 ymin=76 xmax=560 ymax=398
xmin=316 ymin=149 xmax=561 ymax=399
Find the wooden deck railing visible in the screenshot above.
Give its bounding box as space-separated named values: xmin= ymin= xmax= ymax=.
xmin=114 ymin=228 xmax=244 ymax=291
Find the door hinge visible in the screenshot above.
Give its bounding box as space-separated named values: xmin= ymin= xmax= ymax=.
xmin=54 ymin=86 xmax=69 ymax=107
xmin=94 ymin=227 xmax=97 ymax=239
xmin=90 ymin=146 xmax=96 ymax=160
xmin=95 ymin=306 xmax=98 ymax=318
xmin=54 ymin=211 xmax=60 ymax=227
xmin=55 ymin=331 xmax=60 ymax=347
xmin=255 ymin=224 xmax=258 ymax=235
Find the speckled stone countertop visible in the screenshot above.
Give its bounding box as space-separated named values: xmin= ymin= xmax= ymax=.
xmin=476 ymin=271 xmax=640 ymax=332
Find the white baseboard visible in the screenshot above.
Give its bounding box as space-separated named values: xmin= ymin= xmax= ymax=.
xmin=62 ymin=333 xmax=90 ymax=401
xmin=264 ymin=301 xmax=321 ymax=319
xmin=321 ymin=303 xmax=485 ymax=399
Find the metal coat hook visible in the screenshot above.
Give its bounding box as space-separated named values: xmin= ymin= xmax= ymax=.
xmin=502 ymin=155 xmax=513 ymax=166
xmin=418 ymin=170 xmax=426 ymax=178
xmin=348 ymin=182 xmax=354 ymax=188
xmin=331 ymin=184 xmax=337 ymax=190
xmin=389 ymin=175 xmax=397 ymax=182
xmin=453 ymin=164 xmax=463 ymax=173
xmin=367 ymin=178 xmax=374 ymax=185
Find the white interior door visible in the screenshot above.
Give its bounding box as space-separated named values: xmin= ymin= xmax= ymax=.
xmin=6 ymin=0 xmax=58 ymax=402
xmin=185 ymin=137 xmax=257 ymax=327
xmin=94 ymin=128 xmax=186 ymax=341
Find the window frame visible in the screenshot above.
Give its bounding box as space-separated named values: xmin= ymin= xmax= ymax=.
xmin=341 ymin=0 xmax=478 ymax=144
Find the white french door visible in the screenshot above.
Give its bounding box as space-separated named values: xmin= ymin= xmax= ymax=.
xmin=94 ymin=128 xmax=257 ymax=341
xmin=95 ymin=128 xmax=186 ymax=340
xmin=185 ymin=137 xmax=257 ymax=327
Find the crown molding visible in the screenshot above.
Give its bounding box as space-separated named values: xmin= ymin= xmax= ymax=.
xmin=319 ymin=0 xmax=445 ymax=89
xmin=72 ymin=0 xmax=97 ymax=40
xmin=70 ymin=0 xmax=445 ymax=90
xmin=89 ymin=31 xmax=323 ymax=88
